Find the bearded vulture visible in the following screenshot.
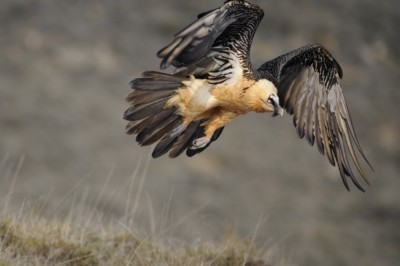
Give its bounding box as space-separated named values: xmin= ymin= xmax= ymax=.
xmin=124 ymin=0 xmax=373 ymax=191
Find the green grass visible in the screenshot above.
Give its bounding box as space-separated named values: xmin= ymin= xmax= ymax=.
xmin=0 ymin=214 xmax=273 ymax=265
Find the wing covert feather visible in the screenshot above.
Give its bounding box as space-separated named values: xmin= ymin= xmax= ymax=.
xmin=157 ymin=1 xmax=263 ymax=71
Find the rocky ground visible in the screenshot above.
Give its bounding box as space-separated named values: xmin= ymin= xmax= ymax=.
xmin=1 ymin=0 xmax=399 ymax=265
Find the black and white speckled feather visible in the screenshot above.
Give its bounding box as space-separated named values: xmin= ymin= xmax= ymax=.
xmin=157 ymin=0 xmax=263 ymax=83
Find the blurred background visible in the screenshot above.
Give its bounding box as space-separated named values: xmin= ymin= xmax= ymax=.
xmin=1 ymin=0 xmax=399 ymax=265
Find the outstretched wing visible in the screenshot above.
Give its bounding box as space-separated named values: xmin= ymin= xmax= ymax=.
xmin=157 ymin=0 xmax=263 ymax=82
xmin=258 ymin=44 xmax=373 ymax=191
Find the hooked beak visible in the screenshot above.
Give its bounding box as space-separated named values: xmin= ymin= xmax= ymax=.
xmin=268 ymin=94 xmax=284 ymax=117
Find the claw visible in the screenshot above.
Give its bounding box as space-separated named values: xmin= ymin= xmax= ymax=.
xmin=190 ymin=136 xmax=211 ymax=149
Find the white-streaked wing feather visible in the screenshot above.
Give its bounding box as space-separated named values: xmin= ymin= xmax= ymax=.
xmin=283 ymin=65 xmax=371 ymax=190
xmin=157 ymin=1 xmax=264 ymax=79
xmin=258 ymin=44 xmax=373 ymax=191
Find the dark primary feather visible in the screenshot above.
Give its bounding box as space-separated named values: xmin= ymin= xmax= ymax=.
xmin=258 ymin=44 xmax=372 ymax=191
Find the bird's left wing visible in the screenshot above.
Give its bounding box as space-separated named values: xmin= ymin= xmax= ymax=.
xmin=157 ymin=0 xmax=264 ymax=78
xmin=258 ymin=44 xmax=373 ymax=191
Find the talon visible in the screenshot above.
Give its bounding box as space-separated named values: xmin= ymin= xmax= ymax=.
xmin=191 ymin=136 xmax=211 ymax=149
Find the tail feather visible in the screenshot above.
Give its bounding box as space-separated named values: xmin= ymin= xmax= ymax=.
xmin=124 ymin=71 xmax=183 ymax=122
xmin=152 ymin=124 xmax=187 ymax=158
xmin=123 ymin=99 xmax=167 ymax=121
xmin=126 ymin=108 xmax=177 ymax=135
xmin=129 ymin=78 xmax=183 ymax=91
xmin=211 ymin=126 xmax=224 ymax=141
xmin=126 ymin=119 xmax=146 ymax=135
xmin=126 ymin=90 xmax=174 ymax=105
xmin=136 ymin=113 xmax=182 ymax=145
xmin=143 ymin=117 xmax=183 ymax=147
xmin=169 ymin=120 xmax=204 ymax=158
xmin=124 ymin=71 xmax=224 ymax=158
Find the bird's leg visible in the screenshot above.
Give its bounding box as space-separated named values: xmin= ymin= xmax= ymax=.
xmin=191 ymin=110 xmax=238 ymax=149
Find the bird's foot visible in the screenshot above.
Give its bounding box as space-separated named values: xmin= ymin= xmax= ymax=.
xmin=191 ymin=136 xmax=211 ymax=149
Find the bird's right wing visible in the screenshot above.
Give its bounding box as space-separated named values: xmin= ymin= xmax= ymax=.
xmin=157 ymin=0 xmax=264 ymax=80
xmin=258 ymin=44 xmax=373 ymax=191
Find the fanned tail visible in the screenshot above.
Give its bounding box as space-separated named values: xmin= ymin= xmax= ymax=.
xmin=124 ymin=71 xmax=223 ymax=158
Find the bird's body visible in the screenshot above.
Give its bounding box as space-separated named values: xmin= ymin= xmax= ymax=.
xmin=124 ymin=0 xmax=372 ymax=190
xmin=165 ymin=75 xmax=277 ymax=133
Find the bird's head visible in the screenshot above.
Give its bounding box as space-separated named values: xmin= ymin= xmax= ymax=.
xmin=263 ymin=93 xmax=284 ymax=117
xmin=251 ymin=79 xmax=284 ymax=116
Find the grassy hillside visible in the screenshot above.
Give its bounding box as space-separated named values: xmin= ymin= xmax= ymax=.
xmin=0 ymin=214 xmax=272 ymax=265
xmin=0 ymin=159 xmax=275 ymax=265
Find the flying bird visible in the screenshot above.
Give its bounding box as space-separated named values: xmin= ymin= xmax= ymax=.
xmin=124 ymin=0 xmax=373 ymax=191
